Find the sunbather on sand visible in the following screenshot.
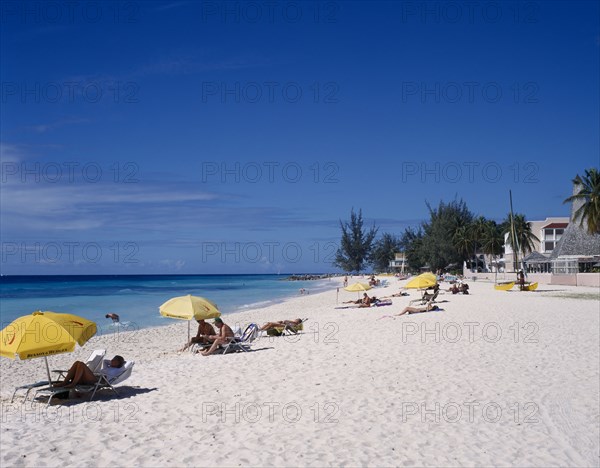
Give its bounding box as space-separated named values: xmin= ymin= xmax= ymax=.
xmin=260 ymin=318 xmax=302 ymax=331
xmin=359 ymin=293 xmax=372 ymax=308
xmin=53 ymin=355 xmax=125 ymax=388
xmin=180 ymin=319 xmax=217 ymax=351
xmin=343 ymin=294 xmax=377 ymax=306
xmin=395 ymin=301 xmax=439 ymax=316
xmin=201 ymin=318 xmax=235 ymax=356
xmin=382 ymin=291 xmax=409 ymax=298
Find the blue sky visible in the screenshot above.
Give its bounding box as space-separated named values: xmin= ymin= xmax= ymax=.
xmin=1 ymin=0 xmax=598 ymax=274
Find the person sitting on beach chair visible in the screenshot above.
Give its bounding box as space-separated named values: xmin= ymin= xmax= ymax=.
xmin=396 ymin=300 xmax=439 ymax=316
xmin=200 ymin=318 xmax=235 ymax=356
xmin=53 ymin=355 xmax=125 ymax=388
xmin=180 ymin=319 xmax=217 ymax=351
xmin=423 ymin=284 xmax=440 ymax=301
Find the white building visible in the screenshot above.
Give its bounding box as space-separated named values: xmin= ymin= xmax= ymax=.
xmin=504 ymin=216 xmax=569 ymax=272
xmin=388 ymin=252 xmax=407 ymax=273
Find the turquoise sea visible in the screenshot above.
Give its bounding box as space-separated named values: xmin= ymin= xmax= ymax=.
xmin=0 ymin=275 xmax=335 ymax=334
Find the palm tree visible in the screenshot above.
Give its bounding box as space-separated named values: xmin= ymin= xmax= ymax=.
xmin=481 ymin=220 xmax=504 ymax=273
xmin=564 ymin=168 xmax=600 ymax=234
xmin=471 ymin=216 xmax=489 ymax=270
xmin=453 ymin=224 xmax=475 ymax=270
xmin=503 ymin=213 xmax=540 ymax=270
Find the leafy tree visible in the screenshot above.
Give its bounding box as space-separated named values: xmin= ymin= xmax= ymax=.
xmin=370 ymin=233 xmax=402 ymax=273
xmin=564 ymin=168 xmax=600 ymax=234
xmin=421 ymin=199 xmax=474 ymax=271
xmin=333 ymin=208 xmax=378 ymax=273
xmin=399 ymin=226 xmax=425 ymax=271
xmin=450 ymin=216 xmax=491 ymax=272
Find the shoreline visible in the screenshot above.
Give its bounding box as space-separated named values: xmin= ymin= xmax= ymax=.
xmin=1 ymin=276 xmax=598 ymax=467
xmin=0 ymin=275 xmax=338 ymax=332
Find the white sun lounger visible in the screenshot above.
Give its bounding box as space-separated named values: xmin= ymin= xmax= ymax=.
xmin=11 ymin=349 xmax=106 ymax=403
xmin=222 ymin=323 xmax=259 ymax=353
xmin=34 ymin=359 xmax=134 ymax=406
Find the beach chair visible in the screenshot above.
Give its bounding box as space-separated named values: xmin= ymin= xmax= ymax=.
xmin=283 ymin=318 xmax=307 ymax=335
xmin=81 ymin=359 xmax=135 ymax=400
xmin=10 ymin=349 xmax=106 ymax=403
xmin=409 ymin=289 xmax=439 ymax=306
xmin=223 ymin=323 xmax=259 ymax=353
xmin=35 ymin=359 xmax=134 ymax=406
xmin=267 ymin=318 xmax=308 ymax=336
xmin=51 ymin=349 xmax=106 ymax=379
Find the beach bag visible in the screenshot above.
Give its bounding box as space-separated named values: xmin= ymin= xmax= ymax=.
xmin=267 ymin=327 xmax=284 ymax=337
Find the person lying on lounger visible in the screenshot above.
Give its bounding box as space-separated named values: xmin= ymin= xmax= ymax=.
xmin=200 ymin=318 xmax=235 ymax=356
xmin=53 ymin=355 xmax=125 ymax=388
xmin=180 ymin=319 xmax=217 ymax=351
xmin=260 ymin=318 xmax=303 ymax=331
xmin=395 ymin=301 xmax=439 ymax=316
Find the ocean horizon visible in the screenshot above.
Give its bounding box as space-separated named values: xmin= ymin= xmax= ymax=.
xmin=0 ymin=274 xmax=337 ymax=333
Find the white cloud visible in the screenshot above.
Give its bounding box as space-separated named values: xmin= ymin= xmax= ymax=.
xmin=24 ymin=117 xmax=90 ymax=134
xmin=0 ymin=143 xmax=25 ymax=164
xmin=0 ymin=178 xmax=220 ymax=231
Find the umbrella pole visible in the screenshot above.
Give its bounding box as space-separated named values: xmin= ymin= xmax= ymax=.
xmin=44 ymin=356 xmax=52 ymax=385
xmin=188 ymin=321 xmax=191 ymax=343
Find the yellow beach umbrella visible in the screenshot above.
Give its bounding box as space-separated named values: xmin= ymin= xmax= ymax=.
xmin=420 ymin=272 xmax=437 ymax=283
xmin=0 ymin=311 xmax=97 ymax=383
xmin=343 ymin=282 xmax=372 ymax=300
xmin=404 ymin=273 xmax=437 ymax=290
xmin=343 ymin=282 xmax=372 ymax=292
xmin=159 ymin=295 xmax=221 ymax=341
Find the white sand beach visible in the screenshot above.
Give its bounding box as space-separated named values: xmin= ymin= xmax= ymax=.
xmin=1 ymin=277 xmax=599 ymax=467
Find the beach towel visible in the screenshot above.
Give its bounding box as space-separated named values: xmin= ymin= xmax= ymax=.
xmin=373 ymin=300 xmax=392 ymax=307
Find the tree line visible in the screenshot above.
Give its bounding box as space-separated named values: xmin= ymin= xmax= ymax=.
xmin=334 ymin=168 xmax=599 ymax=274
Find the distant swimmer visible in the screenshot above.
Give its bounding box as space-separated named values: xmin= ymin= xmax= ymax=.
xmin=105 ymin=313 xmax=120 ymax=323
